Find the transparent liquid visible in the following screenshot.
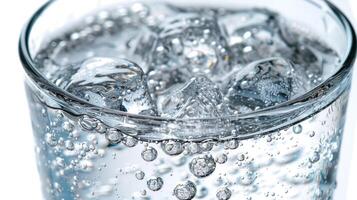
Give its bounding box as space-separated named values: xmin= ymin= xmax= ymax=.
xmin=27 ymin=2 xmax=349 ymax=200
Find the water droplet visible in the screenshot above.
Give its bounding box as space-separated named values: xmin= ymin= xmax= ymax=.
xmin=189 ymin=155 xmax=216 ymax=177
xmin=147 ymin=177 xmax=164 ymax=191
xmin=216 ymin=187 xmax=232 ymax=200
xmin=162 ymin=141 xmax=184 ymax=156
xmin=293 ymin=125 xmax=303 ymax=134
xmin=141 ymin=147 xmax=158 ymax=162
xmin=135 ymin=170 xmax=145 ymax=180
xmin=174 ymin=181 xmax=197 ymax=200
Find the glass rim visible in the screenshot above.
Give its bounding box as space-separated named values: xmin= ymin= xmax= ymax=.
xmin=19 ymin=0 xmax=357 ymax=125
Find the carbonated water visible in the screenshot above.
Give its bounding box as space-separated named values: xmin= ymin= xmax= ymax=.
xmin=26 ymin=2 xmax=349 ymax=200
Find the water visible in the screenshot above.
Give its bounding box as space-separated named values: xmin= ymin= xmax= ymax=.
xmin=27 ymin=2 xmax=349 ymax=200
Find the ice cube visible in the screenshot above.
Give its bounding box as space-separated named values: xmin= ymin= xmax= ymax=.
xmin=157 ymin=76 xmax=227 ymax=118
xmin=278 ymin=20 xmax=341 ymax=86
xmin=133 ymin=13 xmax=232 ymax=94
xmin=65 ymin=57 xmax=157 ymax=115
xmin=220 ymin=9 xmax=288 ymax=65
xmin=224 ymin=57 xmax=306 ymax=111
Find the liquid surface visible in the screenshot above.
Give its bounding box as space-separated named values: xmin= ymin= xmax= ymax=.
xmin=27 ymin=2 xmax=348 ymax=200
xmin=34 ymin=3 xmax=341 ymax=118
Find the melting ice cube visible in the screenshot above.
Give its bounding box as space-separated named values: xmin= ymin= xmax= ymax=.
xmin=220 ymin=9 xmax=289 ymax=65
xmin=65 ymin=57 xmax=157 ymax=115
xmin=224 ymin=57 xmax=306 ymax=111
xmin=157 ymin=76 xmax=227 ymax=118
xmin=133 ymin=13 xmax=232 ymax=95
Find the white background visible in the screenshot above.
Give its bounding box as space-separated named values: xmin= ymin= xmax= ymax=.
xmin=0 ymin=0 xmax=356 ymax=199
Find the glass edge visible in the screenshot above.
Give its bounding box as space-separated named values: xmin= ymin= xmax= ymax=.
xmin=18 ymin=0 xmax=357 ymax=124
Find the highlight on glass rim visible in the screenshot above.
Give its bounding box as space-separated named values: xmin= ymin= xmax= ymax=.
xmin=19 ymin=0 xmax=356 ymax=199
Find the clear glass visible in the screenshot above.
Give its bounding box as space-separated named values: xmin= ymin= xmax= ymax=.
xmin=19 ymin=0 xmax=356 ymax=200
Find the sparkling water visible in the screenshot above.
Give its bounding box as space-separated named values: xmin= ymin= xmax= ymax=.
xmin=26 ymin=2 xmax=349 ymax=200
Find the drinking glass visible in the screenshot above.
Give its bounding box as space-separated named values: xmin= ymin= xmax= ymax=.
xmin=19 ymin=0 xmax=356 ymax=199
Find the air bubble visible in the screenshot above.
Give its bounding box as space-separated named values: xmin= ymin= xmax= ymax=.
xmin=79 ymin=116 xmax=97 ymax=131
xmin=124 ymin=136 xmax=138 ymax=147
xmin=45 ymin=133 xmax=57 ymax=146
xmin=141 ymin=147 xmax=158 ymax=162
xmin=237 ymin=168 xmax=257 ymax=186
xmin=174 ymin=181 xmax=197 ymax=200
xmin=309 ymin=131 xmax=316 ymax=137
xmin=95 ymin=123 xmax=107 ymax=134
xmin=105 ymin=129 xmax=123 ymax=144
xmin=196 ymin=186 xmax=208 ymax=198
xmin=65 ymin=140 xmax=75 ymax=151
xmin=225 ymin=140 xmax=239 ymax=150
xmin=189 ymin=155 xmax=216 ymax=178
xmin=63 ymin=122 xmax=74 ymax=132
xmin=135 ymin=170 xmax=145 ymax=180
xmin=162 ymin=141 xmax=184 ymax=156
xmin=293 ymin=125 xmax=303 ymax=134
xmin=200 ymin=142 xmax=214 ymax=152
xmin=216 ymin=154 xmax=228 ymax=164
xmin=216 ymin=187 xmax=232 ymax=200
xmin=237 ymin=154 xmax=245 ymax=161
xmin=309 ymin=151 xmax=320 ymax=163
xmin=187 ymin=143 xmax=200 ymax=154
xmin=147 ymin=177 xmax=164 ymax=191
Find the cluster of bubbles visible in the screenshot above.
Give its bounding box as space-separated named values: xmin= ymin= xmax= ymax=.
xmin=39 ymin=92 xmax=338 ymax=200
